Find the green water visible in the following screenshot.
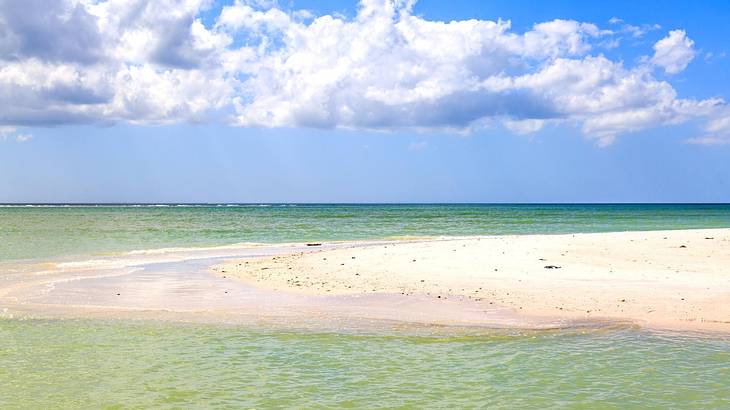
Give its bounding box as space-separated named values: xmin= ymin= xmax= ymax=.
xmin=2 ymin=204 xmax=730 ymax=408
xmin=1 ymin=319 xmax=728 ymax=409
xmin=2 ymin=204 xmax=730 ymax=261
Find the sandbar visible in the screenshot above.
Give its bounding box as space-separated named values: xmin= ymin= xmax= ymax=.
xmin=212 ymin=229 xmax=730 ymax=332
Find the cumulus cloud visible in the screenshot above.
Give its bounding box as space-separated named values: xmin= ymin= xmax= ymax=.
xmin=0 ymin=0 xmax=233 ymax=126
xmin=229 ymin=8 xmax=606 ymax=131
xmin=0 ymin=0 xmax=104 ymax=64
xmin=651 ymin=29 xmax=696 ymax=74
xmin=0 ymin=0 xmax=726 ymax=145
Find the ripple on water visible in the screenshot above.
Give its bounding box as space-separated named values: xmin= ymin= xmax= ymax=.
xmin=0 ymin=319 xmax=728 ymax=408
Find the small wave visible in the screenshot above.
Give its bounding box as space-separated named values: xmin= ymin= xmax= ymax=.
xmin=34 ymin=241 xmax=311 ymax=275
xmin=125 ymin=243 xmax=261 ymax=255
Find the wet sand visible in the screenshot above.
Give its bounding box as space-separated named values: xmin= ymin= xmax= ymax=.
xmin=0 ymin=242 xmax=580 ymax=332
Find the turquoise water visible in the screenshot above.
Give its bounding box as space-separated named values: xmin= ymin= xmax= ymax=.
xmin=2 ymin=203 xmax=730 ymax=261
xmin=1 ymin=319 xmax=729 ymax=409
xmin=2 ymin=204 xmax=730 ymax=408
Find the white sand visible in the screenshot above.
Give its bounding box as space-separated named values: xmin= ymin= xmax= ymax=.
xmin=214 ymin=229 xmax=730 ymax=332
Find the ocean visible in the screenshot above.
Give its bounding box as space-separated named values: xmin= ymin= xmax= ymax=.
xmin=2 ymin=203 xmax=730 ymax=261
xmin=1 ymin=204 xmax=729 ymax=408
xmin=2 ymin=320 xmax=729 ymax=408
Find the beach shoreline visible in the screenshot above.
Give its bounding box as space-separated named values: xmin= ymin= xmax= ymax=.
xmin=211 ymin=228 xmax=730 ymax=332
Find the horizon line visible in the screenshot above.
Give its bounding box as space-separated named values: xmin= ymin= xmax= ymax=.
xmin=2 ymin=202 xmax=730 ymax=206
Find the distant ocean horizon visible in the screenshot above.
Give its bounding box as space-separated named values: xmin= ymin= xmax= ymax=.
xmin=2 ymin=203 xmax=729 ymax=261
xmin=3 ymin=202 xmax=730 ymax=205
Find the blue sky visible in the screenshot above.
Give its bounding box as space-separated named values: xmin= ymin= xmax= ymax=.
xmin=1 ymin=0 xmax=729 ymax=203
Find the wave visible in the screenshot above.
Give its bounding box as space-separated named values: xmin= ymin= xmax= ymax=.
xmin=43 ymin=241 xmax=314 ymax=274
xmin=20 ymin=237 xmax=415 ymax=276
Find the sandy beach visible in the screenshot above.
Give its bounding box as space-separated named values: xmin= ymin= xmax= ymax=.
xmin=213 ymin=228 xmax=730 ymax=332
xmin=2 ymin=227 xmax=728 ymax=332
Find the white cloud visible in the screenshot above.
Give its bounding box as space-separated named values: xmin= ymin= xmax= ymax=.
xmin=624 ymin=23 xmax=661 ymax=39
xmin=205 ymin=3 xmax=723 ymax=144
xmin=0 ymin=126 xmax=32 ymax=142
xmin=0 ymin=126 xmax=16 ymax=140
xmin=608 ymin=17 xmax=660 ymax=39
xmin=217 ymin=1 xmax=293 ymax=33
xmin=608 ymin=17 xmax=622 ymax=25
xmin=684 ymin=136 xmax=730 ymax=145
xmin=685 ymin=107 xmax=730 ymax=145
xmin=0 ymin=0 xmax=725 ymax=146
xmin=705 ymin=109 xmax=730 ymax=135
xmin=652 ymin=30 xmax=695 ymax=74
xmin=504 ymin=119 xmax=545 ymax=135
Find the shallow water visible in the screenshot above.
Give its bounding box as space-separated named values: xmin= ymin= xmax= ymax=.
xmin=2 ymin=203 xmax=730 ymax=261
xmin=0 ymin=248 xmax=564 ymax=330
xmin=2 ymin=204 xmax=730 ymax=408
xmin=1 ymin=319 xmax=729 ymax=409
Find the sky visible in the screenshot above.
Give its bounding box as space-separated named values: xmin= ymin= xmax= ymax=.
xmin=1 ymin=0 xmax=729 ymax=203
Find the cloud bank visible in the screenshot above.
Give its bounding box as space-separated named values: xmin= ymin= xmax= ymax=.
xmin=0 ymin=0 xmax=727 ymax=144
